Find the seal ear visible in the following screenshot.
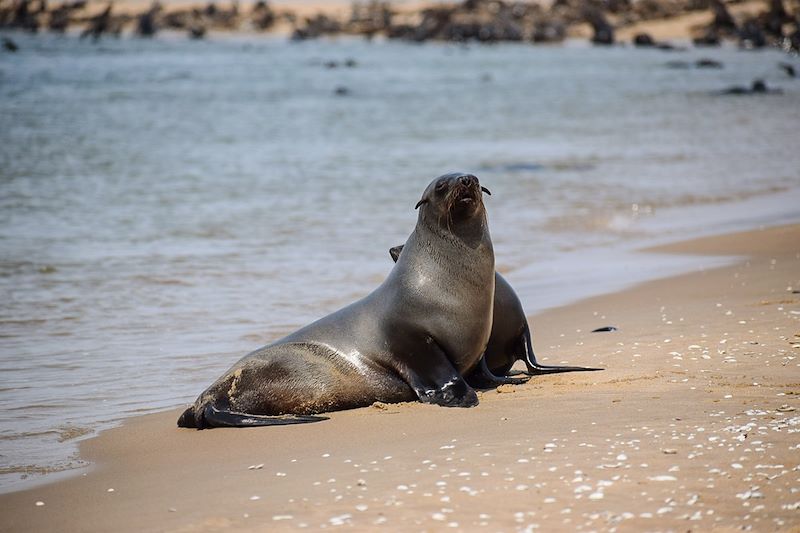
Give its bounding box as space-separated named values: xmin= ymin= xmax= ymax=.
xmin=415 ymin=198 xmax=428 ymax=209
xmin=481 ymin=186 xmax=491 ymax=196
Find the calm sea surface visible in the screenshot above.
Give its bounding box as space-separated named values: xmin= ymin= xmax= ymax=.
xmin=1 ymin=31 xmax=799 ymax=490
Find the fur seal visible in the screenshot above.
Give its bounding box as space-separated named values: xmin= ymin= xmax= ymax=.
xmin=178 ymin=172 xmax=495 ymax=429
xmin=388 ymin=245 xmax=602 ymax=384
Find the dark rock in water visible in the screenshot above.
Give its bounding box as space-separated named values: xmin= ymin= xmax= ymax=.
xmin=778 ymin=62 xmax=795 ymax=78
xmin=3 ymin=37 xmax=19 ymax=52
xmin=633 ymin=32 xmax=655 ymax=46
xmin=591 ymin=326 xmax=618 ymax=333
xmin=719 ymin=79 xmax=782 ymax=95
xmin=324 ymin=60 xmax=338 ymax=69
xmin=696 ymin=58 xmax=723 ymax=69
xmin=722 ymin=85 xmax=749 ymax=95
xmin=344 ymin=58 xmax=357 ymax=68
xmin=334 ymin=86 xmax=350 ymax=96
xmin=656 ymin=42 xmax=684 ymax=51
xmin=751 ymin=79 xmax=768 ymax=93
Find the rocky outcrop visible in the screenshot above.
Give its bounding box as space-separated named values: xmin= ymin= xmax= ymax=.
xmin=2 ymin=0 xmax=797 ymax=52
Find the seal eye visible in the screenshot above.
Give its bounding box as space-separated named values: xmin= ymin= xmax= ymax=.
xmin=434 ymin=181 xmax=447 ymax=193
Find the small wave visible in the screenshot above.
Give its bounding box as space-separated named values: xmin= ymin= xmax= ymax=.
xmin=0 ymin=460 xmax=88 ymax=476
xmin=0 ymin=430 xmax=60 ymax=441
xmin=543 ymin=185 xmax=794 ymax=235
xmin=57 ymin=426 xmax=93 ymax=443
xmin=6 ymin=403 xmax=65 ymax=412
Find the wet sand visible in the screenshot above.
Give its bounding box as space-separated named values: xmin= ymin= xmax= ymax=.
xmin=1 ymin=224 xmax=798 ymax=532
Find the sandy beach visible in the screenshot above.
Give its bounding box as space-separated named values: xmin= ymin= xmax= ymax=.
xmin=0 ymin=223 xmax=797 ymax=531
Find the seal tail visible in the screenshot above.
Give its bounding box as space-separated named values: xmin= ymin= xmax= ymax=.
xmin=521 ymin=321 xmax=604 ymax=375
xmin=177 ymin=404 xmax=328 ymax=429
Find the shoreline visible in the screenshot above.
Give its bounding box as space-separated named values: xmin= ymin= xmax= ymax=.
xmin=0 ymin=184 xmax=796 ymax=495
xmin=1 ymin=222 xmax=797 ymax=531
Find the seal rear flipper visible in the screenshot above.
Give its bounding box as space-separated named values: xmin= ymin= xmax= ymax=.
xmin=189 ymin=404 xmax=328 ymax=429
xmin=177 ymin=406 xmax=197 ymax=428
xmin=521 ymin=322 xmax=603 ymax=375
xmin=523 ymin=362 xmax=604 ymax=375
xmin=467 ymin=357 xmax=531 ymax=389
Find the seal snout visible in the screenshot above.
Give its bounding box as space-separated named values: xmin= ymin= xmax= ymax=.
xmin=452 ymin=174 xmax=481 ymax=205
xmin=457 ymin=174 xmax=478 ymax=188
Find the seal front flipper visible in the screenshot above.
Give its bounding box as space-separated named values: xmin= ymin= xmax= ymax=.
xmin=177 ymin=404 xmax=327 ymax=429
xmin=412 ymin=375 xmax=478 ymax=408
xmin=389 ymin=244 xmax=404 ymax=262
xmin=521 ymin=322 xmax=603 ymax=375
xmin=401 ymin=340 xmax=479 ymax=408
xmin=466 ymin=356 xmax=531 ymax=389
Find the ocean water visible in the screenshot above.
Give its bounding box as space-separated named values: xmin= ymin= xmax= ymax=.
xmin=1 ymin=31 xmax=799 ymax=491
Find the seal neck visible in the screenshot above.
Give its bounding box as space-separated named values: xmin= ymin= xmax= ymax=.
xmin=418 ymin=208 xmax=491 ymax=251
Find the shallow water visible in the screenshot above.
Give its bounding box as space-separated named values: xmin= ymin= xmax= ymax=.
xmin=1 ymin=31 xmax=799 ymax=490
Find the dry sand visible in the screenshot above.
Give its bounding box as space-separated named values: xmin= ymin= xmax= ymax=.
xmin=1 ymin=224 xmax=798 ymax=532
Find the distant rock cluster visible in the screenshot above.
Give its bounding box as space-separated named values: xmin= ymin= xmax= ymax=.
xmin=689 ymin=0 xmax=799 ymax=50
xmin=0 ymin=0 xmax=279 ymax=40
xmin=0 ymin=0 xmax=798 ymax=52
